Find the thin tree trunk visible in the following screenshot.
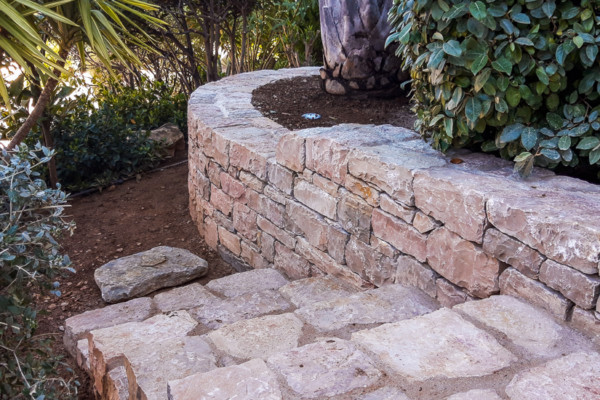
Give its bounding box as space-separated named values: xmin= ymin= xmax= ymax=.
xmin=239 ymin=13 xmax=248 ymax=73
xmin=40 ymin=114 xmax=58 ymax=189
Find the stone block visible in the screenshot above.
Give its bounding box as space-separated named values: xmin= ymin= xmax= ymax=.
xmin=276 ymin=133 xmax=305 ymax=172
xmin=167 ymin=358 xmax=282 ymax=400
xmin=207 ymin=313 xmax=304 ymax=360
xmin=482 ymin=228 xmax=544 ymax=279
xmin=570 ymin=307 xmax=600 ymax=346
xmin=412 ymin=211 xmax=440 ymax=234
xmin=267 ymin=162 xmax=294 ymax=194
xmin=229 ymin=141 xmax=268 ymax=180
xmin=210 ymin=185 xmax=233 ymax=216
xmin=337 ymin=191 xmax=372 ymax=243
xmin=286 ymin=201 xmax=329 ymax=250
xmin=345 ymin=238 xmax=394 ymax=285
xmin=279 ymin=276 xmax=357 ymax=308
xmin=312 ymin=173 xmax=339 ymax=196
xmin=217 ymin=245 xmax=250 ymax=273
xmin=240 ymin=240 xmax=270 ymax=269
xmin=446 ymin=389 xmax=502 ymax=400
xmin=105 ymin=366 xmax=129 ymax=400
xmin=212 ymin=132 xmax=230 ymax=168
xmin=351 ymin=309 xmax=516 ymax=381
xmin=370 ymin=236 xmax=398 ymax=258
xmin=206 ymin=268 xmax=288 ymax=298
xmin=213 ymin=210 xmax=234 ymax=232
xmin=220 ymin=172 xmax=246 ymax=199
xmin=207 ymin=161 xmax=223 ymax=187
xmin=499 ymin=268 xmax=572 ymax=320
xmin=436 ymin=278 xmax=472 ymax=308
xmin=257 ymin=215 xmax=296 ymax=249
xmin=327 ymin=224 xmax=349 ymax=265
xmin=94 ymin=247 xmax=209 ymax=303
xmin=259 ymin=231 xmax=275 ymax=262
xmin=274 ymin=241 xmax=311 ymax=279
xmin=153 ymin=283 xmax=220 ymax=313
xmin=64 ymin=297 xmax=154 ymax=358
xmin=372 ymin=209 xmax=427 ymax=262
xmin=263 ymin=184 xmax=287 ymax=204
xmin=294 ymin=179 xmax=337 ymax=219
xmin=248 ymin=192 xmax=285 ymax=227
xmin=427 ymin=228 xmax=500 ymax=298
xmin=266 ymin=339 xmax=382 ymax=399
xmin=305 ymin=137 xmax=350 ymax=184
xmin=218 ymin=226 xmax=241 ymax=256
xmin=380 ymin=194 xmax=416 ymax=224
xmin=344 ymin=174 xmax=380 ymax=207
xmin=76 ymin=339 xmax=90 ymax=371
xmin=239 ymin=170 xmax=265 ymax=192
xmin=233 ymin=202 xmax=258 ymax=241
xmin=393 ymin=255 xmax=437 ymax=298
xmin=203 ymin=216 xmax=219 ymax=249
xmin=539 ymin=259 xmax=600 ymax=310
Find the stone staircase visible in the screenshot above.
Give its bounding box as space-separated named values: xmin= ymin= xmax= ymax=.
xmin=64 ymin=268 xmax=600 ymax=399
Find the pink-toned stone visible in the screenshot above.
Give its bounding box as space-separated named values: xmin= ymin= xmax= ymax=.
xmin=337 ymin=191 xmax=372 ymax=243
xmin=239 ymin=171 xmax=265 ymax=192
xmin=204 ymin=217 xmax=219 ymax=249
xmin=344 ymin=174 xmax=380 ymax=207
xmin=412 ymin=211 xmax=440 ymax=234
xmin=207 ymin=161 xmax=223 ymax=187
xmin=345 ymin=238 xmax=394 ymax=285
xmin=210 ymin=185 xmax=233 ymax=216
xmin=427 ymin=227 xmax=500 ymax=298
xmin=241 ymin=240 xmax=270 ymax=269
xmin=371 ymin=209 xmax=427 ymax=262
xmin=233 ymin=202 xmax=258 ymax=241
xmin=380 ymin=194 xmax=416 ymax=224
xmin=394 ymin=255 xmax=437 ymax=298
xmin=259 ymin=232 xmax=275 ymax=262
xmin=276 ymin=133 xmax=305 ymax=172
xmin=293 ymin=179 xmax=337 ymax=219
xmin=370 ymin=236 xmax=398 ymax=259
xmin=250 ymin=193 xmax=285 ymax=227
xmin=499 ymin=268 xmax=572 ymax=320
xmin=257 ymin=215 xmax=296 ymax=249
xmin=570 ymin=307 xmax=600 ymax=346
xmin=218 ymin=226 xmax=241 ymax=256
xmin=306 ymin=137 xmax=349 ymax=184
xmin=482 ymin=228 xmax=544 ymax=279
xmin=287 ymin=201 xmax=329 ymax=250
xmin=267 ymin=162 xmax=294 ymax=194
xmin=436 ymin=278 xmax=472 ymax=308
xmin=539 ymin=259 xmax=600 ymax=309
xmin=229 ymin=141 xmax=268 ymax=180
xmin=274 ymin=241 xmax=311 ymax=279
xmin=213 ymin=210 xmax=234 ymax=232
xmin=212 ymin=133 xmax=230 ymax=168
xmin=327 ymin=224 xmax=349 ymax=265
xmin=487 ymin=193 xmax=600 ymax=274
xmin=220 ymin=172 xmax=246 ymax=199
xmin=312 ymin=174 xmax=340 ymax=196
xmin=192 ymin=172 xmax=210 ymax=202
xmin=263 ymin=185 xmax=287 ymax=205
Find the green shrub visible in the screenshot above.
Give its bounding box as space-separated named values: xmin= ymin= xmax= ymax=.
xmin=0 ymin=143 xmax=77 ymax=399
xmin=390 ymin=0 xmax=600 ymax=177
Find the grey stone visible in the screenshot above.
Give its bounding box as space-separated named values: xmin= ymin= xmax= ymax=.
xmin=153 ymin=283 xmax=220 ymax=313
xmin=359 ymin=387 xmax=411 ymax=400
xmin=94 ymin=246 xmax=208 ymax=303
xmin=106 ymin=366 xmax=129 ymax=400
xmin=352 ymin=309 xmax=516 ymax=381
xmin=295 ymin=284 xmax=438 ymax=331
xmin=539 ymin=259 xmax=600 ymax=309
xmin=446 ymin=389 xmax=502 ymax=400
xmin=207 ymin=313 xmax=303 ymax=360
xmin=205 ymin=268 xmax=288 ymax=297
xmin=267 ymin=339 xmax=382 ymax=399
xmin=482 ymin=228 xmax=544 ymax=279
xmin=505 ymin=352 xmax=600 ymax=400
xmin=148 ymin=123 xmax=184 ymax=156
xmin=279 ymin=276 xmax=358 ymax=308
xmin=167 ymin=358 xmax=282 ymax=400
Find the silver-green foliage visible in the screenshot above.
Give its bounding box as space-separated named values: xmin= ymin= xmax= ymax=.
xmin=389 ymin=0 xmax=600 ymax=176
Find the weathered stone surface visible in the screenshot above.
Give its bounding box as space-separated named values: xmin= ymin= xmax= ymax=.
xmin=455 ymin=295 xmax=563 ymax=355
xmin=220 ymin=172 xmax=246 ymax=199
xmin=294 ymin=179 xmax=337 ymax=219
xmin=344 ymin=174 xmax=380 ymax=207
xmin=64 ymin=297 xmax=154 ymax=357
xmin=427 ymin=228 xmax=500 ymax=297
xmin=273 ymin=241 xmax=310 ymax=279
xmin=372 ymin=209 xmax=427 ymax=262
xmin=345 ymin=238 xmax=394 ymax=285
xmin=239 ymin=170 xmax=264 ymax=192
xmin=207 ymin=313 xmax=303 ymax=360
xmin=267 ymin=339 xmax=382 ymax=399
xmin=206 ymin=268 xmax=288 ymax=297
xmin=153 ymin=283 xmax=219 ymax=313
xmin=380 ymin=194 xmax=416 ymax=224
xmin=229 ymin=141 xmax=269 ymax=180
xmin=88 ymin=311 xmax=197 ymax=396
xmin=487 ymin=193 xmax=600 ymax=274
xmin=247 ymin=191 xmax=285 ymax=227
xmin=276 ymin=133 xmax=305 ymax=172
xmin=124 ymin=336 xmax=216 ymax=400
xmin=446 ymin=389 xmax=502 ymax=400
xmin=394 ymin=255 xmax=437 ymax=298
xmin=370 ymin=236 xmax=398 ymax=258
xmin=312 ymin=173 xmax=339 ymax=196
xmin=327 ymin=224 xmax=349 ymax=264
xmin=505 ymin=352 xmax=600 ymax=400
xmin=218 ymin=226 xmax=241 ymax=256
xmin=106 ymin=366 xmax=129 ymax=400
xmin=539 ymin=259 xmax=600 ymax=309
xmin=212 ymin=134 xmax=230 ymax=168
xmin=500 ymin=268 xmax=572 ymax=320
xmin=412 ymin=211 xmax=440 ymax=234
xmin=148 ymin=123 xmax=184 ymax=157
xmin=204 ymin=217 xmax=219 ymax=249
xmin=167 ymin=358 xmax=282 ymax=400
xmin=217 ymin=244 xmax=250 ymax=273
xmin=240 ymin=240 xmax=269 ymax=269
xmin=295 ymin=284 xmax=438 ymax=331
xmin=257 ymin=215 xmax=296 ymax=249
xmin=76 ymin=339 xmax=90 ymax=371
xmin=305 ymin=137 xmax=349 ymax=184
xmin=233 ymin=202 xmax=258 ymax=241
xmin=436 ymin=278 xmax=472 ymax=308
xmin=337 ymin=191 xmax=372 ymax=242
xmin=359 ymin=387 xmax=411 ymax=400
xmin=268 ymin=162 xmax=294 ymax=194
xmin=287 ymin=201 xmax=329 ymax=250
xmin=482 ymin=228 xmax=544 ymax=279
xmin=94 ymin=247 xmax=209 ymax=303
xmin=352 ymin=309 xmax=516 ymax=381
xmin=279 ymin=276 xmax=357 ymax=308
xmin=347 ymin=154 xmax=412 ymax=205
xmin=570 ymin=307 xmax=600 ymax=346
xmin=259 ymin=232 xmax=275 ymax=262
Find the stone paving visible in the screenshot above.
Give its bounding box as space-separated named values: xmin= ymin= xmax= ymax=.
xmin=65 ymin=268 xmax=600 ymax=399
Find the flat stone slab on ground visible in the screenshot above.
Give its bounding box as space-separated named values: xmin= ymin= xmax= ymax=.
xmin=167 ymin=358 xmax=282 ymax=400
xmin=352 ymin=308 xmax=516 ymax=381
xmin=205 ymin=268 xmax=288 ymax=297
xmin=124 ymin=336 xmax=216 ymax=400
xmin=266 ymin=338 xmax=382 ymax=399
xmin=446 ymin=389 xmax=502 ymax=400
xmin=207 ymin=313 xmax=303 ymax=360
xmin=359 ymin=387 xmax=411 ymax=400
xmin=64 ymin=297 xmax=154 ymax=357
xmin=505 ymin=351 xmax=600 ymax=400
xmin=295 ymin=284 xmax=438 ymax=331
xmin=94 ymin=246 xmax=208 ymax=303
xmin=454 ymin=295 xmax=563 ymax=356
xmin=278 ymin=276 xmax=358 ymax=308
xmin=153 ymin=283 xmax=219 ymax=312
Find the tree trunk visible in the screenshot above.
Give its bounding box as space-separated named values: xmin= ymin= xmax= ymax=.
xmin=40 ymin=114 xmax=58 ymax=189
xmin=318 ymin=0 xmax=408 ymax=97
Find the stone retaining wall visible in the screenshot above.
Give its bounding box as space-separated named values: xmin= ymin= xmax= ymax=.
xmin=188 ymin=67 xmax=600 ymax=342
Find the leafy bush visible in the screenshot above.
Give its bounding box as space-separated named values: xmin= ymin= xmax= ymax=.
xmin=390 ymin=0 xmax=600 ymax=177
xmin=0 ymin=144 xmax=77 ymax=399
xmin=51 ymin=79 xmax=187 ymax=189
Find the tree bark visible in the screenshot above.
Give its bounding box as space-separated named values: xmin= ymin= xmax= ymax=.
xmin=40 ymin=114 xmax=58 ymax=189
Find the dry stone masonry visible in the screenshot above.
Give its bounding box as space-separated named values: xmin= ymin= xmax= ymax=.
xmin=188 ymin=67 xmax=600 ymax=344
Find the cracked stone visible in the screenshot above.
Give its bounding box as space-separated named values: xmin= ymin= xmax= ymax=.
xmin=205 ymin=268 xmax=288 ymax=297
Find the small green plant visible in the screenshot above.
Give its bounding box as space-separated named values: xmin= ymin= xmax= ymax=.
xmin=390 ymin=0 xmax=600 ymax=177
xmin=1 ymin=143 xmax=77 ymax=399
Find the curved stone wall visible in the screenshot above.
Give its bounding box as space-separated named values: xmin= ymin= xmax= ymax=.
xmin=188 ymin=67 xmax=600 ymax=343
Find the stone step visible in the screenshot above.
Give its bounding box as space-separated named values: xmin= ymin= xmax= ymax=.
xmin=66 ymin=268 xmax=600 ymax=399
